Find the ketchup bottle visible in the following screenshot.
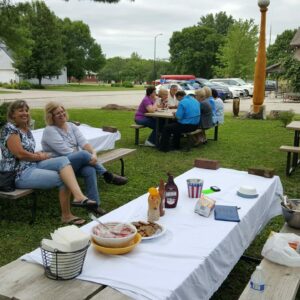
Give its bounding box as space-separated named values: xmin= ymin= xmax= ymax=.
xmin=164 ymin=173 xmax=178 ymax=208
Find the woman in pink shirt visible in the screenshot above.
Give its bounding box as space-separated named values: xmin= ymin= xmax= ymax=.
xmin=134 ymin=86 xmax=158 ymax=147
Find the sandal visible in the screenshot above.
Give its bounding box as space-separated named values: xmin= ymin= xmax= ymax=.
xmin=62 ymin=217 xmax=86 ymax=226
xmin=71 ymin=199 xmax=98 ymax=208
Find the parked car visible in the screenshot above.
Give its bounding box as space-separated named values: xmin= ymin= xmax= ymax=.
xmin=194 ymin=78 xmax=232 ymax=102
xmin=209 ymin=80 xmax=245 ymax=98
xmin=210 ymin=78 xmax=253 ymax=97
xmin=265 ymin=80 xmax=277 ymax=91
xmin=155 ymin=82 xmax=196 ymax=96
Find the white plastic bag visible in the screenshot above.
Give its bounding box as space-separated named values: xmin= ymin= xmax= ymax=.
xmin=261 ymin=232 xmax=300 ymax=267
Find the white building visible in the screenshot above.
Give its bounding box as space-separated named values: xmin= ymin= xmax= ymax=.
xmin=0 ymin=42 xmax=67 ymax=85
xmin=0 ymin=43 xmax=19 ymax=83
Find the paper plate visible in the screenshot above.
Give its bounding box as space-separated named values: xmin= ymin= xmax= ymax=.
xmin=91 ymin=233 xmax=142 ymax=255
xmin=142 ymin=224 xmax=166 ymax=240
xmin=237 ymin=191 xmax=258 ymax=198
xmin=132 ymin=221 xmax=166 ymax=240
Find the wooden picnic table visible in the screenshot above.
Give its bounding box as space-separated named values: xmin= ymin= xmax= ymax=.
xmin=0 ymin=167 xmax=283 ymax=300
xmin=145 ymin=109 xmax=176 ymax=145
xmin=286 ymin=121 xmax=300 ymax=169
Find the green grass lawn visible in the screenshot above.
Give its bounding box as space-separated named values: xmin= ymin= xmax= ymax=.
xmin=0 ymin=91 xmax=21 ymax=94
xmin=1 ymin=109 xmax=299 ymax=299
xmin=43 ymin=83 xmax=145 ymax=92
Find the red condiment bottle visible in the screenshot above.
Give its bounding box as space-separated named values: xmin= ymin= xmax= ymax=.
xmin=164 ymin=173 xmax=179 ymax=208
xmin=158 ymin=179 xmax=165 ymax=216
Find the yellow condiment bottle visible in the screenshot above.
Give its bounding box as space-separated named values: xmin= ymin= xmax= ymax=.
xmin=148 ymin=187 xmax=161 ymax=222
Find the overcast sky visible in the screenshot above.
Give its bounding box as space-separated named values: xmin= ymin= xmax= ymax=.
xmin=15 ymin=0 xmax=300 ymax=59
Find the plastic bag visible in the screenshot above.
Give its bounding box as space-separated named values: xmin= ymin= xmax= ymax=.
xmin=261 ymin=232 xmax=300 ymax=267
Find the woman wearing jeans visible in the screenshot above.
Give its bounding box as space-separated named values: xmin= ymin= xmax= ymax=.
xmin=41 ymin=101 xmax=127 ymax=216
xmin=0 ymin=100 xmax=97 ymax=225
xmin=134 ymin=86 xmax=158 ymax=147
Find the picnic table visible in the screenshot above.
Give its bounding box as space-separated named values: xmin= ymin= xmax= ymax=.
xmin=32 ymin=124 xmax=121 ymax=153
xmin=0 ymin=167 xmax=283 ymax=300
xmin=145 ymin=109 xmax=176 ymax=145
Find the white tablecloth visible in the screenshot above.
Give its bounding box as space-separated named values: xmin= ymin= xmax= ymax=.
xmin=22 ymin=167 xmax=283 ymax=300
xmin=32 ymin=124 xmax=121 ymax=152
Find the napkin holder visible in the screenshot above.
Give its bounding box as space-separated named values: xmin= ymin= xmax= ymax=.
xmin=194 ymin=158 xmax=220 ymax=170
xmin=102 ymin=126 xmax=118 ymax=133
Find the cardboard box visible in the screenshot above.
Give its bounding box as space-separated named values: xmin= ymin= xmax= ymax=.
xmin=194 ymin=159 xmax=220 ymax=170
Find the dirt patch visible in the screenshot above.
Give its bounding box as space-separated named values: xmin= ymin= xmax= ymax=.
xmin=101 ymin=104 xmax=136 ymax=111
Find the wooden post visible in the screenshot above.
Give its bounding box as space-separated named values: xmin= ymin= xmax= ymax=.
xmin=252 ymin=0 xmax=270 ymax=114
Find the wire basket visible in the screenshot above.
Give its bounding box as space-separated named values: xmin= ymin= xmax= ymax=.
xmin=41 ymin=241 xmax=90 ymax=280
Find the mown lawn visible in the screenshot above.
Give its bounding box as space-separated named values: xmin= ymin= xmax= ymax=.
xmin=1 ymin=109 xmax=299 ymax=299
xmin=44 ymin=83 xmax=145 ymax=92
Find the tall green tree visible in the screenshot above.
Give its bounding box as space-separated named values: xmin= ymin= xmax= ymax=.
xmin=267 ymin=29 xmax=300 ymax=92
xmin=15 ymin=1 xmax=64 ymax=86
xmin=198 ymin=11 xmax=234 ymax=36
xmin=61 ymin=18 xmax=105 ymax=81
xmin=0 ymin=0 xmax=32 ymax=58
xmin=267 ymin=29 xmax=297 ymax=66
xmin=169 ymin=26 xmax=220 ymax=78
xmin=214 ymin=19 xmax=258 ymax=80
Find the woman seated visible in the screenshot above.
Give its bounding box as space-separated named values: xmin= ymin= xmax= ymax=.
xmin=134 ymin=86 xmax=158 ymax=147
xmin=41 ymin=101 xmax=128 ymax=216
xmin=168 ymin=84 xmax=179 ymax=108
xmin=195 ymin=88 xmax=214 ymax=145
xmin=211 ymin=88 xmax=224 ymax=125
xmin=159 ymin=93 xmax=200 ymax=152
xmin=0 ymin=100 xmax=96 ymax=225
xmin=156 ymin=89 xmax=169 ymax=109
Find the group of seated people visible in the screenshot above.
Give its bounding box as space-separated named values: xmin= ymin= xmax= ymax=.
xmin=0 ymin=100 xmax=127 ymax=225
xmin=134 ymin=85 xmax=224 ymax=152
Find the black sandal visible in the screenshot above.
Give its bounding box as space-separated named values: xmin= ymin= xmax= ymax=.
xmin=71 ymin=199 xmax=97 ymax=208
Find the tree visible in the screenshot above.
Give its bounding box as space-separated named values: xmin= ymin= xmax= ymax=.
xmin=198 ymin=11 xmax=234 ymax=36
xmin=267 ymin=29 xmax=297 ymax=66
xmin=169 ymin=26 xmax=220 ymax=78
xmin=0 ymin=0 xmax=32 ymax=58
xmin=267 ymin=29 xmax=300 ymax=92
xmin=15 ymin=1 xmax=64 ymax=86
xmin=61 ymin=18 xmax=105 ymax=81
xmin=213 ymin=19 xmax=258 ymax=80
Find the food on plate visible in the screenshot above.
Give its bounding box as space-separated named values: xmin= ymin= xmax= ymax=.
xmin=93 ymin=223 xmax=134 ymax=239
xmin=132 ymin=221 xmax=162 ymax=238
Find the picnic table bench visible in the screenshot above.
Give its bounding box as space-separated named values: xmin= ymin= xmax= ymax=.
xmin=0 ymin=148 xmax=136 ymax=224
xmin=239 ymin=224 xmax=300 ymax=300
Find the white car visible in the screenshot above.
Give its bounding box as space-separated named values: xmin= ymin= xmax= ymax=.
xmin=210 ymin=80 xmax=244 ymax=98
xmin=210 ymin=78 xmax=253 ymax=97
xmin=155 ymin=82 xmax=196 ymax=96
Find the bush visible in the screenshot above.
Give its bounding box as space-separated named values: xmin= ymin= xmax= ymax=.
xmin=31 ymin=84 xmax=45 ymax=89
xmin=111 ymin=83 xmax=121 ymax=87
xmin=0 ymin=102 xmax=10 ymax=128
xmin=122 ymin=81 xmax=134 ymax=88
xmin=18 ymin=81 xmax=31 ymax=90
xmin=278 ymin=110 xmax=295 ymax=127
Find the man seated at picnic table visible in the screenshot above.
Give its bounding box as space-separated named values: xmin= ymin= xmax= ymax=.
xmin=159 ymin=91 xmax=200 ymax=152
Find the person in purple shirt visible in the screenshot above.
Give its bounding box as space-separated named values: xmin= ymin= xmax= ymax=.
xmin=135 ymin=86 xmax=158 ymax=147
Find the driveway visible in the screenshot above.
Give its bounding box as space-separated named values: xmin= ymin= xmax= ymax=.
xmin=1 ymin=89 xmax=300 ymax=114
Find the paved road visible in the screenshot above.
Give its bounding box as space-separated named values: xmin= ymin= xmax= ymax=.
xmin=1 ymin=89 xmax=300 ymax=113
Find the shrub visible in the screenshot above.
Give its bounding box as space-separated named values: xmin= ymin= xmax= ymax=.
xmin=0 ymin=102 xmax=10 ymax=128
xmin=18 ymin=81 xmax=31 ymax=90
xmin=122 ymin=81 xmax=134 ymax=88
xmin=111 ymin=83 xmax=121 ymax=87
xmin=278 ymin=110 xmax=295 ymax=127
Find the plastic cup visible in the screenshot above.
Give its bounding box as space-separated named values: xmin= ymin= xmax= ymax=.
xmin=187 ymin=179 xmax=204 ymax=198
